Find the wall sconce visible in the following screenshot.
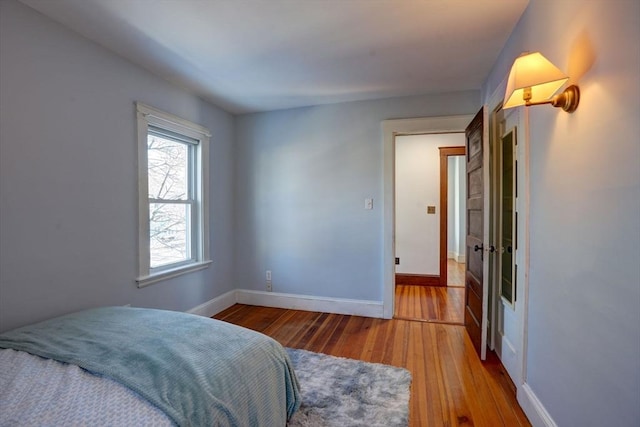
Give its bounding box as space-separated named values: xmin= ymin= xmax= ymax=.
xmin=503 ymin=52 xmax=579 ymax=113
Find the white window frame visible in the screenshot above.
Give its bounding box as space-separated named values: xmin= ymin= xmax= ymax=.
xmin=135 ymin=102 xmax=211 ymax=287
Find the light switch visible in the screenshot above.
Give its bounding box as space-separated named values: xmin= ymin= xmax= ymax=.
xmin=427 ymin=206 xmax=436 ymax=214
xmin=365 ymin=198 xmax=373 ymax=210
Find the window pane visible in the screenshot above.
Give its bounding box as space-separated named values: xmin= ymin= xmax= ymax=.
xmin=147 ymin=135 xmax=189 ymax=200
xmin=149 ymin=203 xmax=191 ymax=268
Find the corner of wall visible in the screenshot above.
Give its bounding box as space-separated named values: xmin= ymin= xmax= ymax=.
xmin=187 ymin=290 xmax=237 ymax=318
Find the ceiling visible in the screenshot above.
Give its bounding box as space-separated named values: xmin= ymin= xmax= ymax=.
xmin=20 ymin=0 xmax=529 ymax=114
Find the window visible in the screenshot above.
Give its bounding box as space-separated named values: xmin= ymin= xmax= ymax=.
xmin=136 ymin=103 xmax=211 ymax=287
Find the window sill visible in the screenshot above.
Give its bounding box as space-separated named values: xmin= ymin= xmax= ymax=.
xmin=136 ymin=260 xmax=212 ymax=288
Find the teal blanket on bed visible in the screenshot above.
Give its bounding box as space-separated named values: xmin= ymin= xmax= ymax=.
xmin=0 ymin=307 xmax=301 ymax=426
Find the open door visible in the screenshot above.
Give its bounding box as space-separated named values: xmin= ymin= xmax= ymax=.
xmin=464 ymin=108 xmax=489 ymax=359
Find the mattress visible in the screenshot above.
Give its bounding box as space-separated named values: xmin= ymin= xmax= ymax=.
xmin=0 ymin=307 xmax=301 ymax=426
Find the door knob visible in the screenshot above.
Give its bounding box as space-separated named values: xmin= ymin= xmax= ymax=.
xmin=489 ymin=245 xmax=496 ymax=253
xmin=474 ymin=244 xmax=483 ymax=252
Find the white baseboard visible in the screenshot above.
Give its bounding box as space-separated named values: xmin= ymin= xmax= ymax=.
xmin=236 ymin=290 xmax=384 ymax=318
xmin=456 ymin=254 xmax=466 ymax=263
xmin=187 ymin=290 xmax=237 ymax=318
xmin=187 ymin=289 xmax=385 ymax=319
xmin=518 ymin=383 xmax=557 ymax=427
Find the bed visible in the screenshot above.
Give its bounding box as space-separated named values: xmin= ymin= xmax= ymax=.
xmin=0 ymin=306 xmax=301 ymax=426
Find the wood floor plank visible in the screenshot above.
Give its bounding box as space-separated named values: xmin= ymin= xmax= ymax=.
xmin=395 ymin=284 xmax=465 ymax=324
xmin=406 ymin=321 xmax=427 ymax=424
xmin=305 ymin=312 xmax=340 ymax=353
xmin=447 ymin=259 xmax=466 ymax=286
xmin=214 ymin=304 xmax=531 ymax=427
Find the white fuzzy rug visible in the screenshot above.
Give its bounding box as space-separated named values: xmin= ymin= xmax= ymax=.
xmin=286 ymin=348 xmax=412 ymax=427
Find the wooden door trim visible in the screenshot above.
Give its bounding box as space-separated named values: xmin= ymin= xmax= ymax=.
xmin=395 ymin=273 xmax=442 ymax=287
xmin=439 ymin=146 xmax=466 ymax=287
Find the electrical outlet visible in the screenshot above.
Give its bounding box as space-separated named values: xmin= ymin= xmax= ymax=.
xmin=266 ymin=270 xmax=272 ymax=292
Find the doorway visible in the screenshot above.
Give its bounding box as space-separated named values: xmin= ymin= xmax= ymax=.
xmin=381 ymin=115 xmax=474 ymax=321
xmin=393 ymin=134 xmax=466 ymax=323
xmin=441 ymin=147 xmax=467 ymax=289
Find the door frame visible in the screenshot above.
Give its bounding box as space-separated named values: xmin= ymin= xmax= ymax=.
xmin=382 ymin=115 xmax=474 ymax=319
xmin=439 ymin=146 xmax=466 ymax=287
xmin=487 ymin=79 xmax=531 ymax=389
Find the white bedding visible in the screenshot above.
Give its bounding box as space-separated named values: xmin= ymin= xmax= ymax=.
xmin=0 ymin=348 xmax=173 ymax=426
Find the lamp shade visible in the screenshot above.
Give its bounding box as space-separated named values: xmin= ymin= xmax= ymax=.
xmin=503 ymin=52 xmax=569 ymax=109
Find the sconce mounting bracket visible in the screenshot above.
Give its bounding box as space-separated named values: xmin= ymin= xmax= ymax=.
xmin=550 ymin=85 xmax=580 ymax=113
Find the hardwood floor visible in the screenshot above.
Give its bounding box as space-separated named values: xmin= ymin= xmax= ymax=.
xmin=447 ymin=259 xmax=465 ymax=286
xmin=395 ymin=260 xmax=466 ymax=323
xmin=214 ymin=304 xmax=531 ymax=427
xmin=395 ymin=285 xmax=465 ymax=324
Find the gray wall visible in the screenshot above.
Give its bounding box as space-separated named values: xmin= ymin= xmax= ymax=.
xmin=0 ymin=1 xmax=236 ymax=332
xmin=234 ymin=91 xmax=479 ymax=301
xmin=482 ymin=0 xmax=640 ymax=425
